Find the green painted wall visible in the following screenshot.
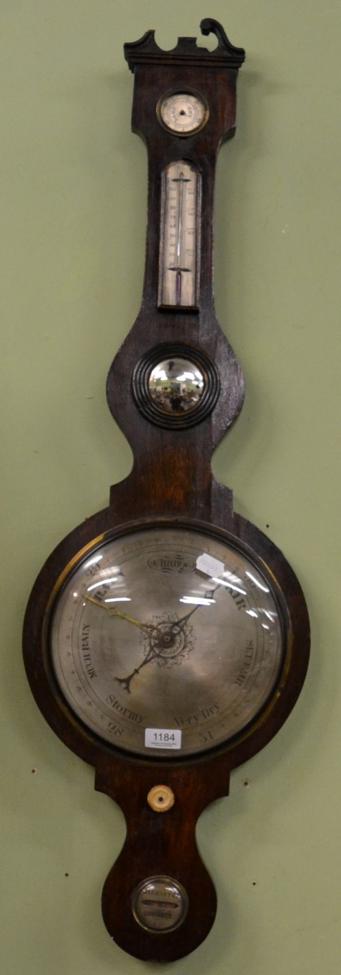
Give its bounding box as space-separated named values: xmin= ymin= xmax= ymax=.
xmin=2 ymin=2 xmax=340 ymax=973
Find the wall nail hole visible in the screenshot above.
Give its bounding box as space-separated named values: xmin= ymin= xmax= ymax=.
xmin=65 ymin=873 xmax=69 ymax=877
xmin=252 ymin=881 xmax=256 ymax=886
xmin=31 ymin=768 xmax=37 ymax=774
xmin=266 ymin=523 xmax=270 ymax=528
xmin=243 ymin=780 xmax=249 ymax=787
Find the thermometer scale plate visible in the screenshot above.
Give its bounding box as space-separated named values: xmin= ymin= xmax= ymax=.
xmin=158 ymin=161 xmax=201 ymax=309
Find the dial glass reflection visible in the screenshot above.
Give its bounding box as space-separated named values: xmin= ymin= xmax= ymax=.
xmin=158 ymin=161 xmax=201 ymax=308
xmin=51 ymin=528 xmax=283 ymax=758
xmin=148 ymin=358 xmax=205 ymax=414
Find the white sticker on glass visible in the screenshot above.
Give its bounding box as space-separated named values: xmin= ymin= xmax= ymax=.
xmin=196 ymin=553 xmax=225 ymax=578
xmin=145 ymin=728 xmax=182 ymax=750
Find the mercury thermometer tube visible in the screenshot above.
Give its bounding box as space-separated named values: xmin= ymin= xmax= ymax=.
xmin=158 ymin=160 xmax=201 ymax=308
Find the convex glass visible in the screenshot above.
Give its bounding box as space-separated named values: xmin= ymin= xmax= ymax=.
xmin=51 ymin=527 xmax=283 ymax=758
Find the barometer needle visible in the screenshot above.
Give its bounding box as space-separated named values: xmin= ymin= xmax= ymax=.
xmin=175 ymin=605 xmax=201 ymax=626
xmin=114 ymin=648 xmax=157 ymax=694
xmin=176 ymin=586 xmax=219 ymax=627
xmin=85 ymin=594 xmax=152 ymax=632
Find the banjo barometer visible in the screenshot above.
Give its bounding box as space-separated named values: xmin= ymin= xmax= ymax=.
xmin=23 ymin=19 xmax=310 ymax=963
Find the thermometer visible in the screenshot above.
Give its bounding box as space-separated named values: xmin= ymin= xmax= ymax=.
xmin=158 ymin=160 xmax=201 ymax=309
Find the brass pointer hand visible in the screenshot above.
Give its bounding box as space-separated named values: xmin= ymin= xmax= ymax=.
xmin=85 ymin=593 xmax=160 ymax=693
xmin=85 ymin=594 xmax=152 ymax=632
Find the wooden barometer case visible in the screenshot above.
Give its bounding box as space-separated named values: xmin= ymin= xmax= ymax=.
xmin=23 ymin=19 xmax=310 ymax=963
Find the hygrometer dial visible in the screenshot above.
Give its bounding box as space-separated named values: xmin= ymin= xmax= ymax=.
xmin=157 ymin=92 xmax=208 ymax=135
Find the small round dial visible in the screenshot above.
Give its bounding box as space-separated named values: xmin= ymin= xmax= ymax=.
xmin=50 ymin=526 xmax=284 ymax=759
xmin=158 ymin=92 xmax=208 ymax=135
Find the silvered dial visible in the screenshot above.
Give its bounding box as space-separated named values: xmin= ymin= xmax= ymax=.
xmin=158 ymin=92 xmax=207 ymax=134
xmin=51 ymin=527 xmax=283 ymax=758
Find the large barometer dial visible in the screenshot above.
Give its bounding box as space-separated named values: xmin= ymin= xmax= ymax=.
xmin=23 ymin=18 xmax=310 ymax=966
xmin=51 ymin=527 xmax=283 ymax=757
